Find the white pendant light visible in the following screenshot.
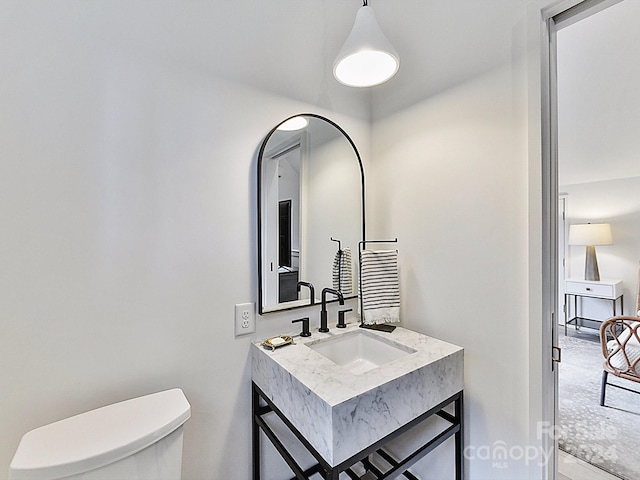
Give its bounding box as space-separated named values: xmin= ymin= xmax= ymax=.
xmin=333 ymin=1 xmax=399 ymax=87
xmin=277 ymin=116 xmax=309 ymax=131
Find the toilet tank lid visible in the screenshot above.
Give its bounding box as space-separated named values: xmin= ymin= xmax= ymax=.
xmin=9 ymin=388 xmax=191 ymax=480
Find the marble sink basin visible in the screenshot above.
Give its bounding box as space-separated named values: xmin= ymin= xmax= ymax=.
xmin=308 ymin=329 xmax=416 ymax=375
xmin=251 ymin=323 xmax=463 ymax=467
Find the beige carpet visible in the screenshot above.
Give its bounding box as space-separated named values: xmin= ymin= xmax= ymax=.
xmin=558 ymin=334 xmax=640 ymax=480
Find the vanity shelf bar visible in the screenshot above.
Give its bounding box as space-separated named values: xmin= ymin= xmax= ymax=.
xmin=252 ymin=381 xmax=463 ymax=480
xmin=358 ymin=238 xmax=398 ymax=330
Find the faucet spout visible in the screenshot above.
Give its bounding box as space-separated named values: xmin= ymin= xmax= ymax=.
xmin=297 ymin=281 xmax=315 ymax=305
xmin=320 ymin=288 xmax=344 ymax=333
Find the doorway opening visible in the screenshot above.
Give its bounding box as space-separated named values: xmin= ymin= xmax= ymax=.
xmin=543 ymin=1 xmax=639 ymax=479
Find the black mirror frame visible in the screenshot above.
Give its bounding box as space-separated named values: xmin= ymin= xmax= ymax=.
xmin=257 ymin=113 xmax=366 ymax=315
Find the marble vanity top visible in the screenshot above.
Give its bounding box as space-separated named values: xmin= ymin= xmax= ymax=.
xmin=251 ymin=323 xmax=463 ymax=466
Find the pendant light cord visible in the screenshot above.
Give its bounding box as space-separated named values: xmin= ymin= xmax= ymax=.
xmin=363 ymin=0 xmax=368 ymax=6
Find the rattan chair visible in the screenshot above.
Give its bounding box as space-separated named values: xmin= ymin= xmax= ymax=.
xmin=599 ymin=315 xmax=640 ymax=406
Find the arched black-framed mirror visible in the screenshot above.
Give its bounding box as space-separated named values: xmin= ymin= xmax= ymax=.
xmin=257 ymin=114 xmax=365 ymax=314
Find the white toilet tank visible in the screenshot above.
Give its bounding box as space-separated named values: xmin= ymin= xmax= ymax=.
xmin=9 ymin=388 xmax=191 ymax=480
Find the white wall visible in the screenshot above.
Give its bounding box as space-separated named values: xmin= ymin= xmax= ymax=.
xmin=1 ymin=0 xmax=554 ymax=479
xmin=305 ymin=135 xmax=362 ymax=295
xmin=563 ymin=177 xmax=640 ymax=318
xmin=0 ymin=1 xmax=369 ymax=478
xmin=557 ymin=0 xmax=640 ymax=322
xmin=557 ymin=0 xmax=640 ymax=186
xmin=369 ymin=1 xmax=549 ymax=478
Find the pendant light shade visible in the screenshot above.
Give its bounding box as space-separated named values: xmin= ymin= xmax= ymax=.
xmin=333 ymin=4 xmax=399 ymax=87
xmin=277 ymin=116 xmax=309 ymax=131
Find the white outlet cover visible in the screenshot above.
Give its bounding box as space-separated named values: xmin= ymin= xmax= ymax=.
xmin=235 ymin=302 xmax=256 ymax=336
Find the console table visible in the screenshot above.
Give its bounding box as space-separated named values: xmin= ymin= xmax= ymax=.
xmin=564 ymin=278 xmax=623 ymax=336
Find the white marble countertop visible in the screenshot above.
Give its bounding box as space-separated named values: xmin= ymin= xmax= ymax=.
xmin=253 ymin=323 xmax=462 ymax=406
xmin=251 ymin=322 xmax=464 ymax=466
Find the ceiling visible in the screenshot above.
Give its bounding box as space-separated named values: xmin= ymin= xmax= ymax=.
xmin=558 ymin=0 xmax=640 ymax=186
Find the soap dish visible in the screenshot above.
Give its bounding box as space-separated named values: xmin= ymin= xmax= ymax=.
xmin=262 ymin=335 xmax=294 ymax=351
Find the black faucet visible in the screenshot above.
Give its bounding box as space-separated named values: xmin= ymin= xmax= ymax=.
xmin=320 ymin=288 xmax=344 ymax=333
xmin=297 ymin=281 xmax=315 ymax=305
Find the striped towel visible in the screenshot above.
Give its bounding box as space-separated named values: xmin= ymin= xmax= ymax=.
xmin=332 ymin=247 xmax=353 ymax=295
xmin=360 ymin=249 xmax=400 ymax=324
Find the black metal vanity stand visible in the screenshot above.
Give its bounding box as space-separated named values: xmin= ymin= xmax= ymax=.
xmin=252 ymin=382 xmax=464 ymax=480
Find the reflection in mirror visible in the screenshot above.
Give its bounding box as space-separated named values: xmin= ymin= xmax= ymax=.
xmin=258 ymin=114 xmax=365 ymax=314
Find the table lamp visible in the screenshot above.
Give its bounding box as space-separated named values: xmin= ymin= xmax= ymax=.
xmin=568 ymin=223 xmax=613 ymax=281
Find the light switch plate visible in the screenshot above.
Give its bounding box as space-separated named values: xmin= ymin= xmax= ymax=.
xmin=235 ymin=302 xmax=256 ymax=336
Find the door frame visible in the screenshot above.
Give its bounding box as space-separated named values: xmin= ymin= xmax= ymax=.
xmin=540 ymin=1 xmax=623 ymax=478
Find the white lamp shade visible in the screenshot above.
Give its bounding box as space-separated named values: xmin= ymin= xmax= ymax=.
xmin=333 ymin=6 xmax=399 ymax=87
xmin=568 ymin=223 xmax=613 ymax=246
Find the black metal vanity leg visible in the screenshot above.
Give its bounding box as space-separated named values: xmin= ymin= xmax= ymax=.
xmin=252 ymin=383 xmax=261 ymax=480
xmin=324 ymin=467 xmax=340 ymax=480
xmin=455 ymin=393 xmax=464 ymax=480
